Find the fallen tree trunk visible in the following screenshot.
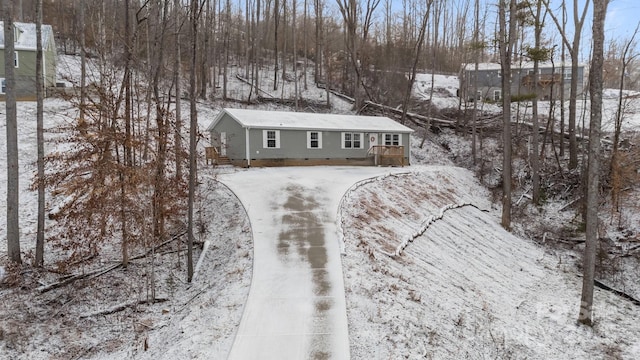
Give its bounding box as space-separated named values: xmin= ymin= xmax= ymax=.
xmin=79 ymin=297 xmax=169 ymax=318
xmin=595 ymin=279 xmax=640 ymax=306
xmin=38 ymin=231 xmax=187 ymax=293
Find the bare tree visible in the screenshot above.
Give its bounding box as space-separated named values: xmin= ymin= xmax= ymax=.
xmin=79 ymin=0 xmax=87 ymax=124
xmin=400 ymin=0 xmax=432 ymax=124
xmin=303 ymin=0 xmax=308 ymax=90
xmin=274 ymin=0 xmax=280 ymax=90
xmin=579 ymin=0 xmax=608 ymax=327
xmin=4 ymin=0 xmax=21 ymax=264
xmin=498 ymin=0 xmax=518 ymax=230
xmin=35 ymin=0 xmax=45 ymax=266
xmin=336 ymin=0 xmax=381 ymax=111
xmin=187 ymin=0 xmax=201 ymax=282
xmin=542 ymin=0 xmax=590 ymax=170
xmin=470 ymin=0 xmax=485 ymax=164
xmin=526 ymin=0 xmax=550 ymax=205
xmin=223 ymin=0 xmax=231 ymax=99
xmin=293 ymin=0 xmax=299 ymax=109
xmin=174 ymin=0 xmax=184 ymax=179
xmin=610 ymin=23 xmax=640 ymax=214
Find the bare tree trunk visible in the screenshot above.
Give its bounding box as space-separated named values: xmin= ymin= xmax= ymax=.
xmin=530 ymin=0 xmax=544 ymax=205
xmin=35 ymin=0 xmax=45 ymax=267
xmin=471 ymin=0 xmax=481 ymax=164
xmin=274 ymin=0 xmax=280 ymax=90
xmin=303 ymin=0 xmax=308 ymax=90
xmin=124 ymin=0 xmax=133 ymax=167
xmin=543 ymin=0 xmax=590 ymax=170
xmin=187 ymin=0 xmax=199 ymax=282
xmin=223 ymin=0 xmax=230 ymax=99
xmin=245 ymin=0 xmax=251 ymax=80
xmin=293 ymin=0 xmax=299 ymax=108
xmin=400 ymin=1 xmax=432 ymax=124
xmin=610 ymin=23 xmax=639 ymax=213
xmin=174 ymin=0 xmax=183 ymax=179
xmin=559 ymin=3 xmax=566 ymax=157
xmin=200 ymin=0 xmax=211 ymax=99
xmin=323 ymin=23 xmax=330 ymax=107
xmin=313 ymin=0 xmax=322 ymax=83
xmin=254 ymin=0 xmax=261 ymax=98
xmin=498 ymin=0 xmax=517 ymax=230
xmin=79 ymin=0 xmax=87 ymax=125
xmin=579 ymin=0 xmax=608 ymax=327
xmin=15 ymin=0 xmax=23 ymax=21
xmin=4 ymin=0 xmax=21 ymax=264
xmin=281 ymin=0 xmax=287 ymax=95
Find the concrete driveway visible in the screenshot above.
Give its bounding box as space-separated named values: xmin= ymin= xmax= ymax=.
xmin=218 ymin=167 xmax=405 ymax=359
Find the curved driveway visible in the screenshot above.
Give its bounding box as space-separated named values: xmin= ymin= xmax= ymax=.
xmin=219 ymin=166 xmax=405 ymax=360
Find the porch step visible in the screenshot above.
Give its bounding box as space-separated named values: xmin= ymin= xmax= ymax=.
xmin=217 ymin=156 xmax=232 ymax=166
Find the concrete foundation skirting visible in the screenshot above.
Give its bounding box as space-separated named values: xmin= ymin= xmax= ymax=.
xmin=229 ymin=157 xmax=410 ymax=168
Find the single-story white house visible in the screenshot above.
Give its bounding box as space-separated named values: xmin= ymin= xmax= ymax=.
xmin=206 ymin=108 xmax=414 ymax=167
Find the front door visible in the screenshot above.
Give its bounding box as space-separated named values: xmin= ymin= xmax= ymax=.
xmin=220 ymin=132 xmax=227 ymax=156
xmin=369 ymin=133 xmax=378 ymax=148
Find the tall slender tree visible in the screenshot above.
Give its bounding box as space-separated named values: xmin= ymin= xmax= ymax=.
xmin=35 ymin=0 xmax=45 ymax=267
xmin=579 ymin=0 xmax=608 ymax=327
xmin=542 ymin=0 xmax=590 ymax=170
xmin=4 ymin=0 xmax=21 ymax=264
xmin=527 ymin=0 xmax=549 ymax=205
xmin=498 ymin=0 xmax=518 ymax=230
xmin=79 ymin=0 xmax=87 ymax=125
xmin=174 ymin=0 xmax=184 ymax=179
xmin=399 ymin=0 xmax=432 ymax=124
xmin=187 ymin=0 xmax=201 ymax=282
xmin=293 ymin=0 xmax=299 ymax=108
xmin=336 ymin=0 xmax=381 ymax=111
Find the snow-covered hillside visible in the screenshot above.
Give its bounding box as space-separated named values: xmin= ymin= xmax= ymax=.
xmin=341 ymin=168 xmax=640 ymax=359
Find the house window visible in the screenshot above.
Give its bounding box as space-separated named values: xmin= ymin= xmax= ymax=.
xmin=14 ymin=52 xmax=19 ymax=68
xmin=342 ymin=132 xmax=363 ymax=149
xmin=307 ymin=131 xmax=322 ymax=149
xmin=563 ymin=69 xmax=572 ymax=80
xmin=0 ymin=78 xmax=5 ymax=94
xmin=262 ymin=130 xmax=280 ymax=149
xmin=384 ymin=133 xmax=401 ymax=146
xmin=494 ymin=90 xmax=501 ymax=101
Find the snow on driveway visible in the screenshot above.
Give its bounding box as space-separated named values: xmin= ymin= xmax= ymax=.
xmin=218 ymin=166 xmax=408 ymax=360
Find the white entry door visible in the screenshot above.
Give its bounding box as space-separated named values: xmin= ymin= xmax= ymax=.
xmin=369 ymin=133 xmax=378 ymax=148
xmin=220 ymin=132 xmax=227 ymax=156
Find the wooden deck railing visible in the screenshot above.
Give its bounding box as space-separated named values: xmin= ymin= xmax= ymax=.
xmin=205 ymin=146 xmax=219 ymax=165
xmin=368 ymin=145 xmax=405 ymax=166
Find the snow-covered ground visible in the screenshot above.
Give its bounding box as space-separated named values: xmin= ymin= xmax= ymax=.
xmin=341 ymin=167 xmax=640 ymax=359
xmin=1 ymin=55 xmax=640 ymax=359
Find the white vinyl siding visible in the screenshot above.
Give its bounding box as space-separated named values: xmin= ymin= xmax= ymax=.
xmin=262 ymin=129 xmax=280 ymax=149
xmin=383 ymin=133 xmax=401 ymax=146
xmin=307 ymin=131 xmax=322 ymax=149
xmin=341 ymin=132 xmax=364 ymax=149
